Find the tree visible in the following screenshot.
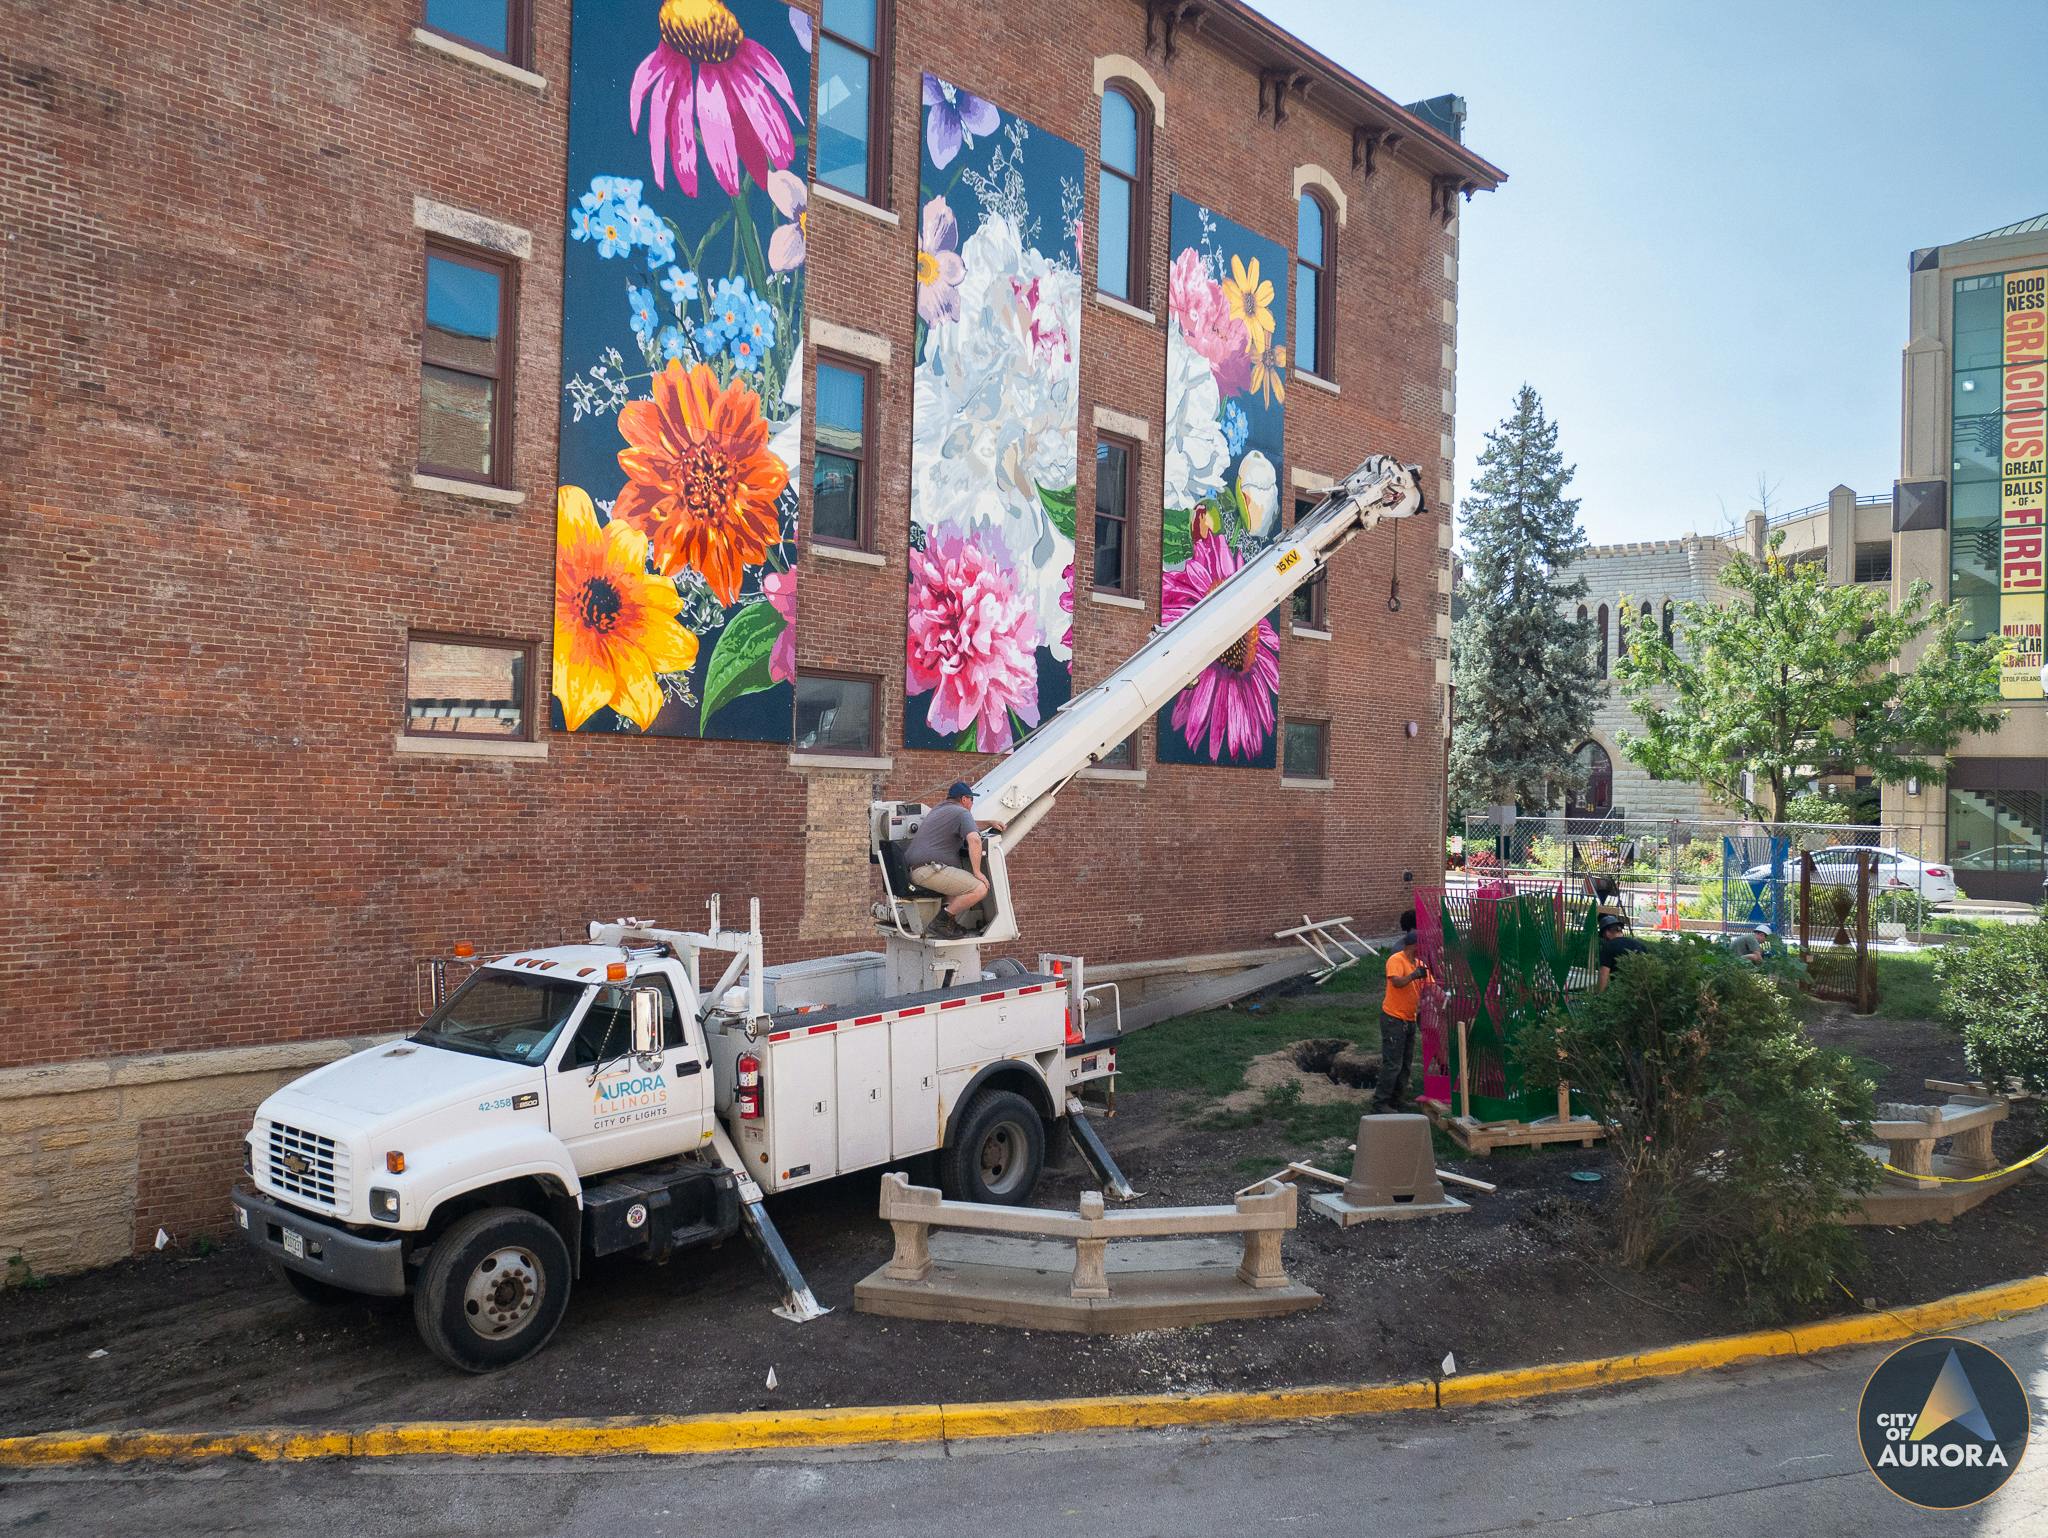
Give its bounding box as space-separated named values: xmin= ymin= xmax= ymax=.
xmin=1613 ymin=536 xmax=2004 ymax=821
xmin=1449 ymin=386 xmax=1600 ymax=812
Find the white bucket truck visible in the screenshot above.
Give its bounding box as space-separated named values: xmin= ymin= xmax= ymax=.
xmin=232 ymin=456 xmax=1425 ymax=1371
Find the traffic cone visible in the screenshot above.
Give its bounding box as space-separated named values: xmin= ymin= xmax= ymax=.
xmin=1051 ymin=958 xmax=1080 ymax=1045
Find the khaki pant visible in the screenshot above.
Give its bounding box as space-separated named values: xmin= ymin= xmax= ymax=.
xmin=912 ymin=862 xmax=983 ymax=899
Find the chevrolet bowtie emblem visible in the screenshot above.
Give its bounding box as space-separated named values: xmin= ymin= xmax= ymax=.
xmin=283 ymin=1152 xmax=310 ymax=1176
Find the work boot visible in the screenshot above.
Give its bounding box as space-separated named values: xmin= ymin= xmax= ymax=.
xmin=926 ymin=912 xmax=963 ymax=939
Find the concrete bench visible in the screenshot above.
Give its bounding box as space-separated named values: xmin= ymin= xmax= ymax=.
xmin=1847 ymin=1095 xmax=2028 ymax=1226
xmin=855 ymin=1174 xmax=1318 ymax=1332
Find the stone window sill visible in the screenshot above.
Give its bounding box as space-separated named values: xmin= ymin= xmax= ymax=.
xmin=1280 ymin=775 xmax=1334 ymax=791
xmin=810 ymin=182 xmax=900 ymax=226
xmin=394 ymin=733 xmax=547 ymax=760
xmin=412 ymin=472 xmax=527 ymax=507
xmin=1094 ymin=292 xmax=1158 ymax=326
xmin=789 ymin=751 xmax=894 ymax=772
xmin=1292 ymin=625 xmax=1332 ymax=641
xmin=811 ymin=544 xmax=887 ymax=567
xmin=1089 ymin=590 xmax=1145 ymax=610
xmin=409 ymin=27 xmax=548 ymax=92
xmin=1294 ymin=368 xmax=1340 ymax=396
xmin=1077 ymin=766 xmax=1147 ymax=783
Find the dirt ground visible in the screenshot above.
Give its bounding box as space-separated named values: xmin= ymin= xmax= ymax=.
xmin=0 ymin=1004 xmax=2041 ymax=1437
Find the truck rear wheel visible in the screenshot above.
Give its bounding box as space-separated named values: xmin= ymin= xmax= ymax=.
xmin=412 ymin=1206 xmax=571 ymax=1373
xmin=940 ymin=1089 xmax=1045 ymax=1205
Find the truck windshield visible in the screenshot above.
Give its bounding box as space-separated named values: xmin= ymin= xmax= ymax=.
xmin=412 ymin=971 xmax=587 ymax=1064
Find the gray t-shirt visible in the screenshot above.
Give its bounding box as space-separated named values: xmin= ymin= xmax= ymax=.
xmin=905 ymin=802 xmax=976 ymax=870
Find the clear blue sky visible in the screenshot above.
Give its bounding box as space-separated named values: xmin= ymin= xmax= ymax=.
xmin=1256 ymin=0 xmax=2044 ymax=546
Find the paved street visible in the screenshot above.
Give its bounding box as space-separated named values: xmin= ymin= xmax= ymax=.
xmin=4 ymin=1314 xmax=2041 ymax=1538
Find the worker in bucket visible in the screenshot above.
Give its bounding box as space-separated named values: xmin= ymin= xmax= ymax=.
xmin=906 ymin=781 xmax=1004 ymax=939
xmin=1374 ymin=923 xmax=1433 ymax=1115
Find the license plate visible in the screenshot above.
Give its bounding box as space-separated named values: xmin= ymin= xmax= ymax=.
xmin=282 ymin=1228 xmax=305 ymax=1260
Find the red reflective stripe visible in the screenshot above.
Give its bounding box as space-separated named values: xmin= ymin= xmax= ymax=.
xmin=941 ymin=999 xmax=968 ymax=1010
xmin=768 ymin=1031 xmax=791 ymax=1042
xmin=853 ymin=1014 xmax=885 ymax=1026
xmin=980 ymin=991 xmax=1006 ymax=1003
xmin=899 ymin=1005 xmax=926 ymax=1018
xmin=808 ymin=1022 xmax=838 ymax=1034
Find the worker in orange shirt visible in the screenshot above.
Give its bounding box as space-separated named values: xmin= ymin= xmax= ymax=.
xmin=1374 ymin=924 xmax=1433 ymax=1114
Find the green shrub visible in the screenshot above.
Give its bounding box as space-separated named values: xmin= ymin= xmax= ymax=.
xmin=1932 ymin=924 xmax=2048 ymax=1093
xmin=1518 ymin=942 xmax=1876 ymax=1320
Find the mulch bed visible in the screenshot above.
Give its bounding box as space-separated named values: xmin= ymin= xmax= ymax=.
xmin=0 ymin=1009 xmax=2039 ymax=1436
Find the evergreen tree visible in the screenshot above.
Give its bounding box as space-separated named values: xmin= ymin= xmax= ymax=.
xmin=1449 ymin=386 xmax=1600 ymax=812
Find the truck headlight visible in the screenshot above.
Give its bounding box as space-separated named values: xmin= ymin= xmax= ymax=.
xmin=369 ymin=1188 xmax=401 ymax=1222
xmin=242 ymin=1143 xmax=253 ymax=1176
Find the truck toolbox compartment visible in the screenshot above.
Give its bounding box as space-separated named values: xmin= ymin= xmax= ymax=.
xmin=231 ymin=1186 xmax=407 ymax=1296
xmin=582 ymin=1161 xmax=739 ymax=1259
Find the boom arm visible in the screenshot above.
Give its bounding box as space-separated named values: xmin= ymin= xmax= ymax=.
xmin=971 ymin=453 xmax=1427 ymax=844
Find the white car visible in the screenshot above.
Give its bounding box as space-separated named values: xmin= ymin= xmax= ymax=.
xmin=1740 ymin=846 xmax=1956 ymax=905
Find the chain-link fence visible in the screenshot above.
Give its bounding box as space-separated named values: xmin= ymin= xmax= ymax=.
xmin=1446 ymin=815 xmax=1946 ymax=939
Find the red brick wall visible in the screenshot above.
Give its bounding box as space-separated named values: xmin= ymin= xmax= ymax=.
xmin=1 ymin=0 xmax=1465 ymax=1072
xmin=133 ymin=1108 xmax=252 ymax=1251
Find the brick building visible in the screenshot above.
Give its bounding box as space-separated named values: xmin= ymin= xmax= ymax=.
xmin=0 ymin=0 xmax=1501 ymax=1272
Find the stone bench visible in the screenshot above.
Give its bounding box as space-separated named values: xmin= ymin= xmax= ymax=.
xmin=1848 ymin=1096 xmax=2029 ymax=1225
xmin=853 ymin=1173 xmax=1319 ymax=1333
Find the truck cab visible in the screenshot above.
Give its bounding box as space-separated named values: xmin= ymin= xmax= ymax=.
xmin=233 ymin=948 xmax=737 ymax=1371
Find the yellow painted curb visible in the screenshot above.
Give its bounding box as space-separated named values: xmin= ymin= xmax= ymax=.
xmin=3 ymin=1273 xmax=2042 ymax=1469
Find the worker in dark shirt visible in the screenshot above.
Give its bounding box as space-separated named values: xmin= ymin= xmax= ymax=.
xmin=1596 ymin=912 xmax=1648 ymax=991
xmin=903 ymin=781 xmax=1005 ymax=939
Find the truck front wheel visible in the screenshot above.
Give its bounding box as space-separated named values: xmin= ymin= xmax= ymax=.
xmin=940 ymin=1090 xmax=1045 ymax=1205
xmin=412 ymin=1207 xmax=572 ymax=1373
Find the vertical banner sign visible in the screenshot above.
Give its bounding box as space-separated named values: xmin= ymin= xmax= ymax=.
xmin=551 ymin=1 xmax=812 ymax=741
xmin=1157 ymin=194 xmax=1289 ymax=767
xmin=2000 ymin=269 xmax=2047 ymax=699
xmin=905 ymin=74 xmax=1083 ymax=753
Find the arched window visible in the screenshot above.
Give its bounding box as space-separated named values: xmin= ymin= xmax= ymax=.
xmin=1661 ymin=599 xmax=1674 ymax=647
xmin=1567 ymin=740 xmax=1614 ymax=820
xmin=1596 ymin=603 xmax=1609 ymax=677
xmin=1294 ymin=191 xmax=1333 ymax=377
xmin=1096 ymin=86 xmax=1149 ymax=305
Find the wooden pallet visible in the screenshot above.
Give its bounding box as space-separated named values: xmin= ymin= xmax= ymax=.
xmin=1420 ymin=1017 xmax=1606 ymax=1155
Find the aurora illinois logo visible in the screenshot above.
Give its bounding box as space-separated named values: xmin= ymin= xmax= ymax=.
xmin=1859 ymin=1336 xmax=2030 ymax=1508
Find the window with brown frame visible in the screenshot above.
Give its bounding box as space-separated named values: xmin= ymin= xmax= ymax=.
xmin=1596 ymin=603 xmax=1609 ymax=676
xmin=1294 ymin=191 xmax=1334 ymax=378
xmin=1093 ymin=434 xmax=1138 ymax=593
xmin=419 ymin=240 xmax=516 ymax=487
xmin=1290 ymin=496 xmax=1328 ymax=629
xmin=1283 ymin=719 xmax=1329 ymax=780
xmin=817 ymin=0 xmax=892 ymax=208
xmin=794 ymin=671 xmax=879 ymax=755
xmin=813 ymin=354 xmax=873 ymax=549
xmin=405 ymin=633 xmax=533 ymax=740
xmin=1098 ymin=734 xmax=1138 ymax=770
xmin=1095 ymin=84 xmax=1150 ymax=305
xmin=421 ymin=0 xmax=532 ymax=69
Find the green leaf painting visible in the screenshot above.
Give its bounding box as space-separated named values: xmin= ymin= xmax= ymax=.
xmin=699 ymin=598 xmax=786 ymax=728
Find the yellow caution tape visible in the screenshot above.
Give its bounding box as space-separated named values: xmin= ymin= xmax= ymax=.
xmin=1880 ymin=1141 xmax=2048 ymax=1185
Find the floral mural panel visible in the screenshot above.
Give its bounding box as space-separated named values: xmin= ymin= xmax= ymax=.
xmin=905 ymin=74 xmax=1084 ymax=753
xmin=552 ymin=0 xmax=812 ymax=741
xmin=1156 ymin=194 xmax=1289 ymax=769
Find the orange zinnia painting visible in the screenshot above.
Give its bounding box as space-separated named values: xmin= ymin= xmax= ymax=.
xmin=612 ymin=361 xmax=789 ymax=609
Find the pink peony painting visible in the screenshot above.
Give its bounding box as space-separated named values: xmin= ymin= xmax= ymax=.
xmin=907 ymin=524 xmax=1042 ymax=753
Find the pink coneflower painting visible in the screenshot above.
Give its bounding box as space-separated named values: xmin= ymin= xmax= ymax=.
xmin=630 ymin=0 xmax=803 ymax=197
xmin=1160 ymin=534 xmax=1278 ymax=762
xmin=762 ymin=567 xmax=797 ymax=684
xmin=907 ymin=524 xmax=1041 ymax=752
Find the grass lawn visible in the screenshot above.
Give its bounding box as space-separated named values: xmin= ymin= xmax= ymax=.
xmin=1872 ymin=950 xmax=1943 ymax=1020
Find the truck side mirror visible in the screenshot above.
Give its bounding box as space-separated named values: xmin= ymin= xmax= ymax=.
xmin=630 ymin=988 xmax=663 ymax=1058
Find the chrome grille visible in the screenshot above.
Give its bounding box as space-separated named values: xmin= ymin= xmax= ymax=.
xmin=262 ymin=1120 xmax=351 ymax=1211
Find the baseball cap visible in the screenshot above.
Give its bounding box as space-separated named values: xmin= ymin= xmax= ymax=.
xmin=946 ymin=780 xmax=975 ymax=800
xmin=1754 ymin=922 xmax=1773 ymax=936
xmin=1599 ymin=912 xmax=1627 ymax=931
